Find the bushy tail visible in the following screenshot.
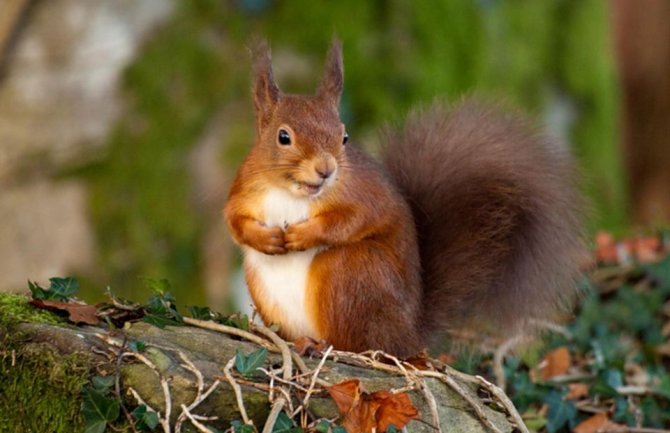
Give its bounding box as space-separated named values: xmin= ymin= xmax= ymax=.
xmin=381 ymin=99 xmax=586 ymax=340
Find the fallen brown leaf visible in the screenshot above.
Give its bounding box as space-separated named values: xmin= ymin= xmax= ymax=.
xmin=540 ymin=347 xmax=571 ymax=380
xmin=373 ymin=391 xmax=420 ymax=432
xmin=565 ymin=383 xmax=589 ymax=400
xmin=342 ymin=395 xmax=380 ymax=433
xmin=30 ymin=299 xmax=100 ymax=325
xmin=573 ymin=413 xmax=625 ymax=433
xmin=327 ymin=379 xmax=419 ymax=433
xmin=327 ymin=379 xmax=361 ymax=415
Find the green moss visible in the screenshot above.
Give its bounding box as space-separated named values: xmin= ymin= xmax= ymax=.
xmin=0 ymin=294 xmax=86 ymax=432
xmin=0 ymin=293 xmax=65 ymax=330
xmin=0 ymin=344 xmax=89 ymax=432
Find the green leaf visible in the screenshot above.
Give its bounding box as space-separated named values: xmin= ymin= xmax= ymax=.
xmin=235 ymin=348 xmax=268 ymax=377
xmin=132 ymin=405 xmax=159 ymax=430
xmin=272 ymin=412 xmax=302 ymax=433
xmin=640 ymin=396 xmax=670 ymax=428
xmin=332 ymin=427 xmax=347 ymax=433
xmin=142 ymin=277 xmax=172 ymax=295
xmin=142 ymin=283 xmax=183 ymax=329
xmin=28 ymin=280 xmax=47 ymax=300
xmin=220 ymin=313 xmax=250 ymax=331
xmin=315 ymin=420 xmax=330 ymax=433
xmin=643 ymin=255 xmax=670 ymax=293
xmin=91 ymin=375 xmax=115 ymax=392
xmin=386 ymin=425 xmax=399 ymax=433
xmin=82 ymin=386 xmax=120 ymax=433
xmin=544 ymin=390 xmax=577 ymax=433
xmin=49 ymin=277 xmax=79 ymax=298
xmin=655 ymin=373 xmax=670 ymax=399
xmin=591 ymin=370 xmax=622 ymax=398
xmin=27 ymin=277 xmax=79 ymax=301
xmin=142 ymin=314 xmax=180 ymax=329
xmin=83 ymin=420 xmax=107 ymax=433
xmin=231 ymin=420 xmax=256 ymax=433
xmin=189 ymin=305 xmax=213 ymax=320
xmin=128 ymin=340 xmax=147 ymax=352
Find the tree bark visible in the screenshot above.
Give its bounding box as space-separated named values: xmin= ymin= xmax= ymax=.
xmin=1 ymin=312 xmax=515 ymax=433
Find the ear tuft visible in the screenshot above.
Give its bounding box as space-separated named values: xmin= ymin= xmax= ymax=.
xmin=317 ymin=38 xmax=344 ymax=106
xmin=251 ymin=39 xmax=280 ymax=126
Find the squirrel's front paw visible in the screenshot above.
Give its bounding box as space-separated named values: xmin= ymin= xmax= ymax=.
xmin=244 ymin=223 xmax=286 ymax=255
xmin=285 ymin=219 xmax=322 ymax=251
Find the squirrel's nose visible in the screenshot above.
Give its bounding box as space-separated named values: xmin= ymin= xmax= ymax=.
xmin=316 ymin=166 xmax=333 ymax=180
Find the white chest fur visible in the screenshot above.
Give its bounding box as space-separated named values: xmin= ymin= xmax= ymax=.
xmin=243 ymin=188 xmax=318 ymax=339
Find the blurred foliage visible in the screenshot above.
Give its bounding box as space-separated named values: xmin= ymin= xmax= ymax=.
xmin=81 ymin=0 xmax=627 ymax=303
xmin=457 ymin=251 xmax=670 ymax=431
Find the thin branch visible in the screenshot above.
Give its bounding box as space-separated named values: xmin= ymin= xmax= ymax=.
xmin=302 ymin=345 xmax=333 ymax=409
xmin=183 ymin=317 xmax=277 ymax=352
xmin=439 ymin=374 xmax=503 ymax=433
xmin=475 ymin=375 xmax=530 ymax=433
xmin=223 ymin=357 xmax=252 ymax=426
xmin=419 ymin=381 xmax=442 ymax=433
xmin=180 ymin=404 xmax=216 ymax=433
xmin=493 ymin=334 xmax=528 ymax=390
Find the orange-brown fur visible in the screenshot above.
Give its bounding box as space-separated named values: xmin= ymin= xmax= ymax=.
xmin=224 ymin=40 xmax=585 ymax=357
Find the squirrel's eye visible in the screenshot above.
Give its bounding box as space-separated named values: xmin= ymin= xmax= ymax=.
xmin=342 ymin=132 xmax=349 ymax=145
xmin=278 ymin=129 xmax=292 ymax=145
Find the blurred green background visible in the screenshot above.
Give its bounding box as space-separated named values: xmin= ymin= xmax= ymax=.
xmin=5 ymin=0 xmax=669 ymax=309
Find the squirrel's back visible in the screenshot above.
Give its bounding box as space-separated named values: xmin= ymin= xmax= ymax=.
xmin=382 ymin=99 xmax=586 ymax=341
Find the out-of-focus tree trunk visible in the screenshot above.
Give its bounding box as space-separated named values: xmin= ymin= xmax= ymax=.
xmin=613 ymin=0 xmax=670 ymax=225
xmin=0 ymin=0 xmax=32 ymax=76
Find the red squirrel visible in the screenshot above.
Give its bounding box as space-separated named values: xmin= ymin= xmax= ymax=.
xmin=224 ymin=40 xmax=585 ymax=357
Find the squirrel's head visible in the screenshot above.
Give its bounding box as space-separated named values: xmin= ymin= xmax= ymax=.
xmin=250 ymin=39 xmax=347 ymax=198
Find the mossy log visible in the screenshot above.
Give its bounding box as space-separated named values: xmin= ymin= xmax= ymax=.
xmin=0 ymin=293 xmax=516 ymax=433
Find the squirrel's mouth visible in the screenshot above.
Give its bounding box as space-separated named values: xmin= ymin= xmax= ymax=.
xmin=297 ymin=181 xmax=324 ymax=196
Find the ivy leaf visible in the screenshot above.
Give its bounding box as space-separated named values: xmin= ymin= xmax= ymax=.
xmin=235 ymin=348 xmax=267 ymax=377
xmin=220 ymin=313 xmax=250 ymax=331
xmin=315 ymin=420 xmax=330 ymax=433
xmin=142 ymin=284 xmax=183 ymax=329
xmin=591 ymin=370 xmax=622 ymax=398
xmin=91 ymin=375 xmax=115 ymax=392
xmin=544 ymin=390 xmax=577 ymax=433
xmin=28 ymin=277 xmax=79 ymax=301
xmin=49 ymin=277 xmax=80 ymax=298
xmin=231 ymin=420 xmax=256 ymax=433
xmin=189 ymin=305 xmax=213 ymax=320
xmin=142 ymin=314 xmax=181 ymax=329
xmin=271 ymin=411 xmax=302 ymax=432
xmin=142 ymin=277 xmax=172 ymax=295
xmin=82 ymin=386 xmax=120 ymax=433
xmin=132 ymin=405 xmax=160 ymax=430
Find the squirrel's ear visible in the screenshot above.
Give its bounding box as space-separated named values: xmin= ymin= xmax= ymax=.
xmin=251 ymin=40 xmax=280 ymax=127
xmin=317 ymin=38 xmax=343 ymax=107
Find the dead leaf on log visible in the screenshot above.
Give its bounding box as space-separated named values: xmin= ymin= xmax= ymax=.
xmin=326 ymin=379 xmax=419 ymax=433
xmin=373 ymin=390 xmax=420 ymax=432
xmin=30 ymin=299 xmax=100 ymax=325
xmin=327 ymin=379 xmax=361 ymax=415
